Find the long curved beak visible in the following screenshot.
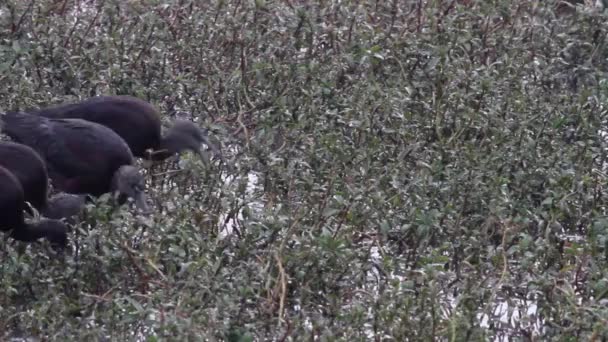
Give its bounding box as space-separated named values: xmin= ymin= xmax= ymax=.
xmin=200 ymin=135 xmax=227 ymax=166
xmin=201 ymin=135 xmax=222 ymax=157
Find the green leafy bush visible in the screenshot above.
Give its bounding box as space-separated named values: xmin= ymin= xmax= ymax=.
xmin=1 ymin=0 xmax=608 ymax=340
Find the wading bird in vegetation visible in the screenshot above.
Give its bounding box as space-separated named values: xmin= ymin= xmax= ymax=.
xmin=0 ymin=165 xmax=68 ymax=248
xmin=28 ymin=95 xmax=223 ymax=164
xmin=1 ymin=112 xmax=151 ymax=213
xmin=0 ymin=141 xmax=85 ymax=222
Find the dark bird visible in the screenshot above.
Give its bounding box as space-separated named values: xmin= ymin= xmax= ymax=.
xmin=28 ymin=95 xmax=222 ymax=163
xmin=1 ymin=112 xmax=150 ymax=213
xmin=0 ymin=165 xmax=68 ymax=248
xmin=0 ymin=141 xmax=85 ymax=222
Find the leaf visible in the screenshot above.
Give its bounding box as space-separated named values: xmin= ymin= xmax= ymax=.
xmin=322 ymin=207 xmax=341 ymax=217
xmin=12 ymin=40 xmax=21 ymax=54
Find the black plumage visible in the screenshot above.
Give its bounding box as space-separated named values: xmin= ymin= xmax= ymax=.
xmin=0 ymin=165 xmax=68 ymax=248
xmin=0 ymin=141 xmax=85 ymax=221
xmin=1 ymin=112 xmax=150 ymax=213
xmin=29 ymin=95 xmax=221 ymax=162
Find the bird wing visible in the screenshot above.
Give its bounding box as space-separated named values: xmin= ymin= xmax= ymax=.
xmin=31 ymin=96 xmax=162 ymax=157
xmin=1 ymin=112 xmax=100 ymax=190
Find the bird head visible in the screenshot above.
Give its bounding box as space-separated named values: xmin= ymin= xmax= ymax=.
xmin=163 ymin=120 xmax=226 ymax=164
xmin=112 ymin=165 xmax=151 ymax=214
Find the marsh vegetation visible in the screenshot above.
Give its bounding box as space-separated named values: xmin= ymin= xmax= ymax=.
xmin=1 ymin=0 xmax=608 ymax=340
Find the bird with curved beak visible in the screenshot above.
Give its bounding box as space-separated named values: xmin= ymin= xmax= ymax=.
xmin=26 ymin=95 xmax=227 ymax=167
xmin=0 ymin=111 xmax=152 ymax=214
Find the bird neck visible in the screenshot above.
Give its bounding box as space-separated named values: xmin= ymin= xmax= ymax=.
xmin=109 ymin=168 xmax=130 ymax=205
xmin=153 ymin=137 xmax=177 ymax=161
xmin=110 ymin=170 xmax=123 ymax=196
xmin=10 ymin=219 xmax=67 ymax=248
xmin=41 ymin=193 xmax=86 ymax=220
xmin=10 ymin=223 xmax=47 ymax=242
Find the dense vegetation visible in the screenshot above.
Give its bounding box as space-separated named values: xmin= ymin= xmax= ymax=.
xmin=1 ymin=0 xmax=608 ymax=340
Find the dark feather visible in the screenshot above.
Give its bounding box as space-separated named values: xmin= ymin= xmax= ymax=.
xmin=29 ymin=95 xmax=222 ymax=162
xmin=3 ymin=112 xmax=134 ymax=196
xmin=0 ymin=166 xmax=68 ymax=248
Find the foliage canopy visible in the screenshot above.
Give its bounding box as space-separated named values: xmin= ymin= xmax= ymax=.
xmin=1 ymin=0 xmax=608 ymax=340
